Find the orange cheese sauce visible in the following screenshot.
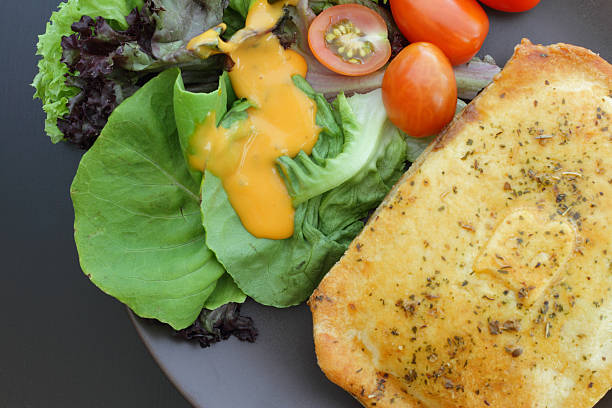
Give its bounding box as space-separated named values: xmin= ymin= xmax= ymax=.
xmin=244 ymin=0 xmax=289 ymax=33
xmin=186 ymin=0 xmax=319 ymax=240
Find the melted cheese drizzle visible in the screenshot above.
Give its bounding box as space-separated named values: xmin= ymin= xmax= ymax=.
xmin=186 ymin=0 xmax=319 ymax=240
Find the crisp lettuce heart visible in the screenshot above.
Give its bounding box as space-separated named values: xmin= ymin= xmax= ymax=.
xmin=185 ymin=77 xmax=407 ymax=307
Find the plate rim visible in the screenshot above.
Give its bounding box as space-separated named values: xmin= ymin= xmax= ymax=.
xmin=128 ymin=309 xmax=202 ymax=408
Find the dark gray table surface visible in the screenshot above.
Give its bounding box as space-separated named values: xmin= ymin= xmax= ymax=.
xmin=2 ymin=0 xmax=610 ymax=407
xmin=0 ymin=1 xmax=190 ymax=406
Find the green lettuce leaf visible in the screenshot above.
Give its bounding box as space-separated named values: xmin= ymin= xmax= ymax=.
xmin=203 ymin=273 xmax=247 ymax=310
xmin=199 ymin=84 xmax=406 ymax=306
xmin=317 ymin=120 xmax=406 ymax=234
xmin=71 ymin=68 xmax=228 ymax=329
xmin=33 ymin=0 xmax=144 ymax=143
xmin=219 ymin=99 xmax=255 ymax=129
xmin=173 ymin=71 xmax=237 ymax=181
xmin=277 ymin=76 xmax=393 ymax=205
xmin=201 ymin=172 xmax=355 ymax=307
xmin=228 ymin=0 xmax=255 ymax=19
xmin=222 ymin=0 xmax=257 ymax=38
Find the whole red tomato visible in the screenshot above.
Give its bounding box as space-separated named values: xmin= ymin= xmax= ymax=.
xmin=389 ymin=0 xmax=489 ymax=65
xmin=478 ymin=0 xmax=540 ymax=12
xmin=382 ymin=42 xmax=457 ymax=138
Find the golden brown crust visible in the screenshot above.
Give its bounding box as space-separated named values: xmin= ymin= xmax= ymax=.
xmin=310 ymin=39 xmax=612 ymax=408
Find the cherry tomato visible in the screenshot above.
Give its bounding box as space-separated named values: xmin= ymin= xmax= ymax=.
xmin=389 ymin=0 xmax=489 ymax=66
xmin=308 ymin=4 xmax=391 ymax=76
xmin=382 ymin=43 xmax=457 ymax=138
xmin=478 ymin=0 xmax=540 ymax=12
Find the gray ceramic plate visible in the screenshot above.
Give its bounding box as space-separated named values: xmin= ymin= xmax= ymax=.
xmin=132 ymin=1 xmax=612 ymax=407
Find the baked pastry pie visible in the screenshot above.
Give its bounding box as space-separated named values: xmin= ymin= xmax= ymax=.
xmin=310 ymin=39 xmax=612 ymax=408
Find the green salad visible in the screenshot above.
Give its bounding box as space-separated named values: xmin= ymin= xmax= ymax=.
xmin=33 ymin=0 xmax=499 ymax=346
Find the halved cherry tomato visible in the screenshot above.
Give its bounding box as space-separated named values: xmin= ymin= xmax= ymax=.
xmin=308 ymin=4 xmax=391 ymax=76
xmin=478 ymin=0 xmax=540 ymax=12
xmin=389 ymin=0 xmax=489 ymax=66
xmin=382 ymin=42 xmax=457 ymax=138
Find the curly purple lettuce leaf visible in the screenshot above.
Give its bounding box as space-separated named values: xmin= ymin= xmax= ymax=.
xmin=33 ymin=0 xmax=147 ymax=143
xmin=58 ymin=10 xmax=157 ymax=148
xmin=175 ymin=303 xmax=258 ymax=348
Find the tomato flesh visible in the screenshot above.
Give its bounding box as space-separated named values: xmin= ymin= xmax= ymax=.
xmin=308 ymin=4 xmax=391 ymax=76
xmin=478 ymin=0 xmax=540 ymax=12
xmin=389 ymin=0 xmax=489 ymax=66
xmin=382 ymin=42 xmax=457 ymax=138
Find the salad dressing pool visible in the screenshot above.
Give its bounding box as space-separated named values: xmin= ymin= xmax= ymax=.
xmin=187 ymin=0 xmax=320 ymax=240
